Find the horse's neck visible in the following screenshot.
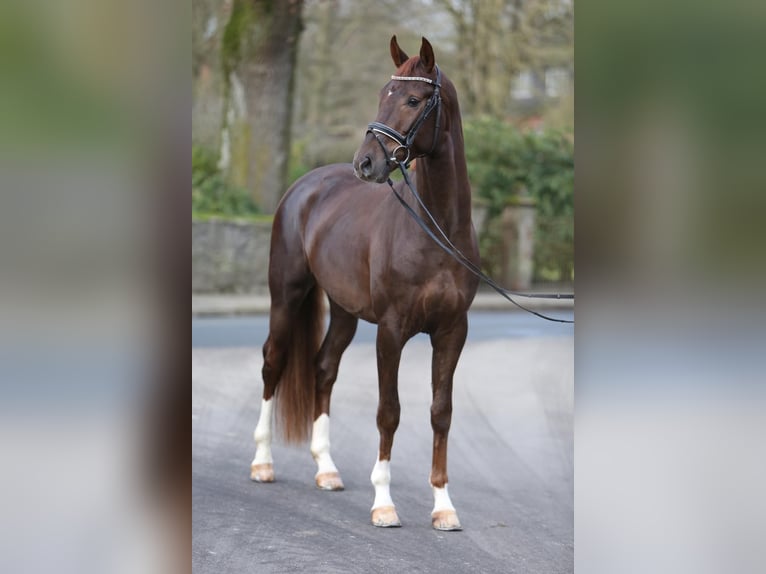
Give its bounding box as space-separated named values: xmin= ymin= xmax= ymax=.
xmin=414 ymin=137 xmax=472 ymax=237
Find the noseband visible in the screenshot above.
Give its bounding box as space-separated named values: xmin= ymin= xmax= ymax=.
xmin=367 ymin=65 xmax=442 ymax=168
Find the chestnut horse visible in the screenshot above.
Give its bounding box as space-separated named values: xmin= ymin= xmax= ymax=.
xmin=250 ymin=36 xmax=479 ymax=531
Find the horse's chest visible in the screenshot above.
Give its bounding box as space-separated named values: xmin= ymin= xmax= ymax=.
xmin=377 ymin=267 xmax=468 ymax=319
xmin=367 ymin=237 xmax=477 ymax=323
xmin=417 ymin=273 xmax=467 ymax=314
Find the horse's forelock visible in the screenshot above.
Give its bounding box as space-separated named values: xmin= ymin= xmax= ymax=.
xmin=395 ymin=57 xmax=447 ymax=91
xmin=397 ymin=56 xmax=424 ymax=77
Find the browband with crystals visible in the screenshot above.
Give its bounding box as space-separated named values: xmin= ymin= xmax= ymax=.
xmin=390 ymin=75 xmax=436 ymax=85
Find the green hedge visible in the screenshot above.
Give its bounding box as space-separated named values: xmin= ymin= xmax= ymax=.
xmin=463 ymin=118 xmax=574 ymax=281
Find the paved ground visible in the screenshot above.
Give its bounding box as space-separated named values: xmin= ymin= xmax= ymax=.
xmin=192 ymin=312 xmax=573 ymax=573
xmin=192 ymin=288 xmax=574 ymax=316
xmin=193 ymin=310 xmax=574 ymax=348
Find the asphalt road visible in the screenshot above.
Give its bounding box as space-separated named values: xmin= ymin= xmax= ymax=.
xmin=192 ymin=309 xmax=574 ymax=348
xmin=193 ymin=311 xmax=573 ymax=573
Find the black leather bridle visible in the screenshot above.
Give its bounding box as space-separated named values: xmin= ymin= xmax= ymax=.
xmin=367 ymin=65 xmax=442 ymax=168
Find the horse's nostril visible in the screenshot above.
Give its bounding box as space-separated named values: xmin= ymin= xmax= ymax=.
xmin=360 ymin=155 xmax=372 ymax=176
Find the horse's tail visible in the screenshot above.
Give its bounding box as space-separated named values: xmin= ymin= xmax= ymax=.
xmin=274 ymin=285 xmax=326 ymax=444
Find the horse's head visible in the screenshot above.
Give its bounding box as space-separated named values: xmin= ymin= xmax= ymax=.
xmin=353 ymin=36 xmax=444 ymax=183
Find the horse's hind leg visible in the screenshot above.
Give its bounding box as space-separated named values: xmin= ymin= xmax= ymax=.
xmin=250 ymin=304 xmax=292 ymax=482
xmin=250 ymin=280 xmax=310 ymax=482
xmin=428 ymin=314 xmax=468 ymax=531
xmin=310 ymin=301 xmax=358 ymax=490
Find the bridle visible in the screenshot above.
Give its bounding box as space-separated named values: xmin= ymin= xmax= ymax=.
xmin=367 ymin=65 xmax=442 ymax=168
xmin=365 ymin=65 xmax=574 ymax=324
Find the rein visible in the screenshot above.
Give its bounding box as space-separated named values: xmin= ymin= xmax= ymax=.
xmin=386 ymin=164 xmax=574 ymax=324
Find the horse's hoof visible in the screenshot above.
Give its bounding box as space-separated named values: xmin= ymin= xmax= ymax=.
xmin=371 ymin=506 xmax=401 ymax=528
xmin=250 ymin=463 xmax=275 ymax=483
xmin=315 ymin=471 xmax=344 ymax=491
xmin=431 ymin=510 xmax=462 ymax=531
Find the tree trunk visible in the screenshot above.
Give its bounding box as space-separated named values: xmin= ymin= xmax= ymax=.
xmin=192 ymin=0 xmax=228 ymax=150
xmin=223 ymin=0 xmax=303 ymax=214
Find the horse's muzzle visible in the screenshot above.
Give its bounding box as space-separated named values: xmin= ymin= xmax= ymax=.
xmin=353 ymin=138 xmax=392 ymax=183
xmin=353 ymin=156 xmax=390 ymax=184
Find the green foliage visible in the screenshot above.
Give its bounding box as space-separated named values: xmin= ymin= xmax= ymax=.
xmin=463 ymin=118 xmax=574 ymax=281
xmin=464 ymin=118 xmax=574 ymax=217
xmin=192 ymin=144 xmax=218 ymax=178
xmin=192 ymin=146 xmax=260 ymax=218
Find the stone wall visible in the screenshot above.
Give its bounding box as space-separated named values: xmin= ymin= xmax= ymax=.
xmin=192 ymin=218 xmax=272 ymax=293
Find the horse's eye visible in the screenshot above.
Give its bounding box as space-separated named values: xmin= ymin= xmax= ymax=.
xmin=407 ymin=97 xmax=420 ymax=107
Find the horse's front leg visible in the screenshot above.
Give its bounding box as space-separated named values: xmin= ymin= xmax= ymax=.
xmin=370 ymin=321 xmax=405 ymax=527
xmin=428 ymin=314 xmax=468 ymax=531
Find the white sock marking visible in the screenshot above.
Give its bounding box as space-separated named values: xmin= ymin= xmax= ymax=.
xmin=310 ymin=414 xmax=339 ymax=475
xmin=251 ymin=398 xmax=273 ymax=466
xmin=370 ymin=458 xmax=395 ymax=510
xmin=432 ymin=484 xmax=456 ymax=513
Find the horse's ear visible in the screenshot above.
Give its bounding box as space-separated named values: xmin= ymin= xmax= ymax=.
xmin=419 ymin=37 xmax=435 ymax=73
xmin=390 ymin=35 xmax=409 ymax=68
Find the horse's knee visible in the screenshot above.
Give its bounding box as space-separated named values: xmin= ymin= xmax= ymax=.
xmin=376 ymin=401 xmax=401 ymax=432
xmin=430 ymin=404 xmax=452 ymax=435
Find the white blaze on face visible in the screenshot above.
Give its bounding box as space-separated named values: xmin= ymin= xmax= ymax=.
xmin=387 ymin=89 xmax=394 ymax=97
xmin=431 ymin=483 xmax=456 ymax=513
xmin=370 ymin=458 xmax=395 ymax=510
xmin=310 ymin=414 xmax=339 ymax=475
xmin=251 ymin=398 xmax=273 ymax=466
